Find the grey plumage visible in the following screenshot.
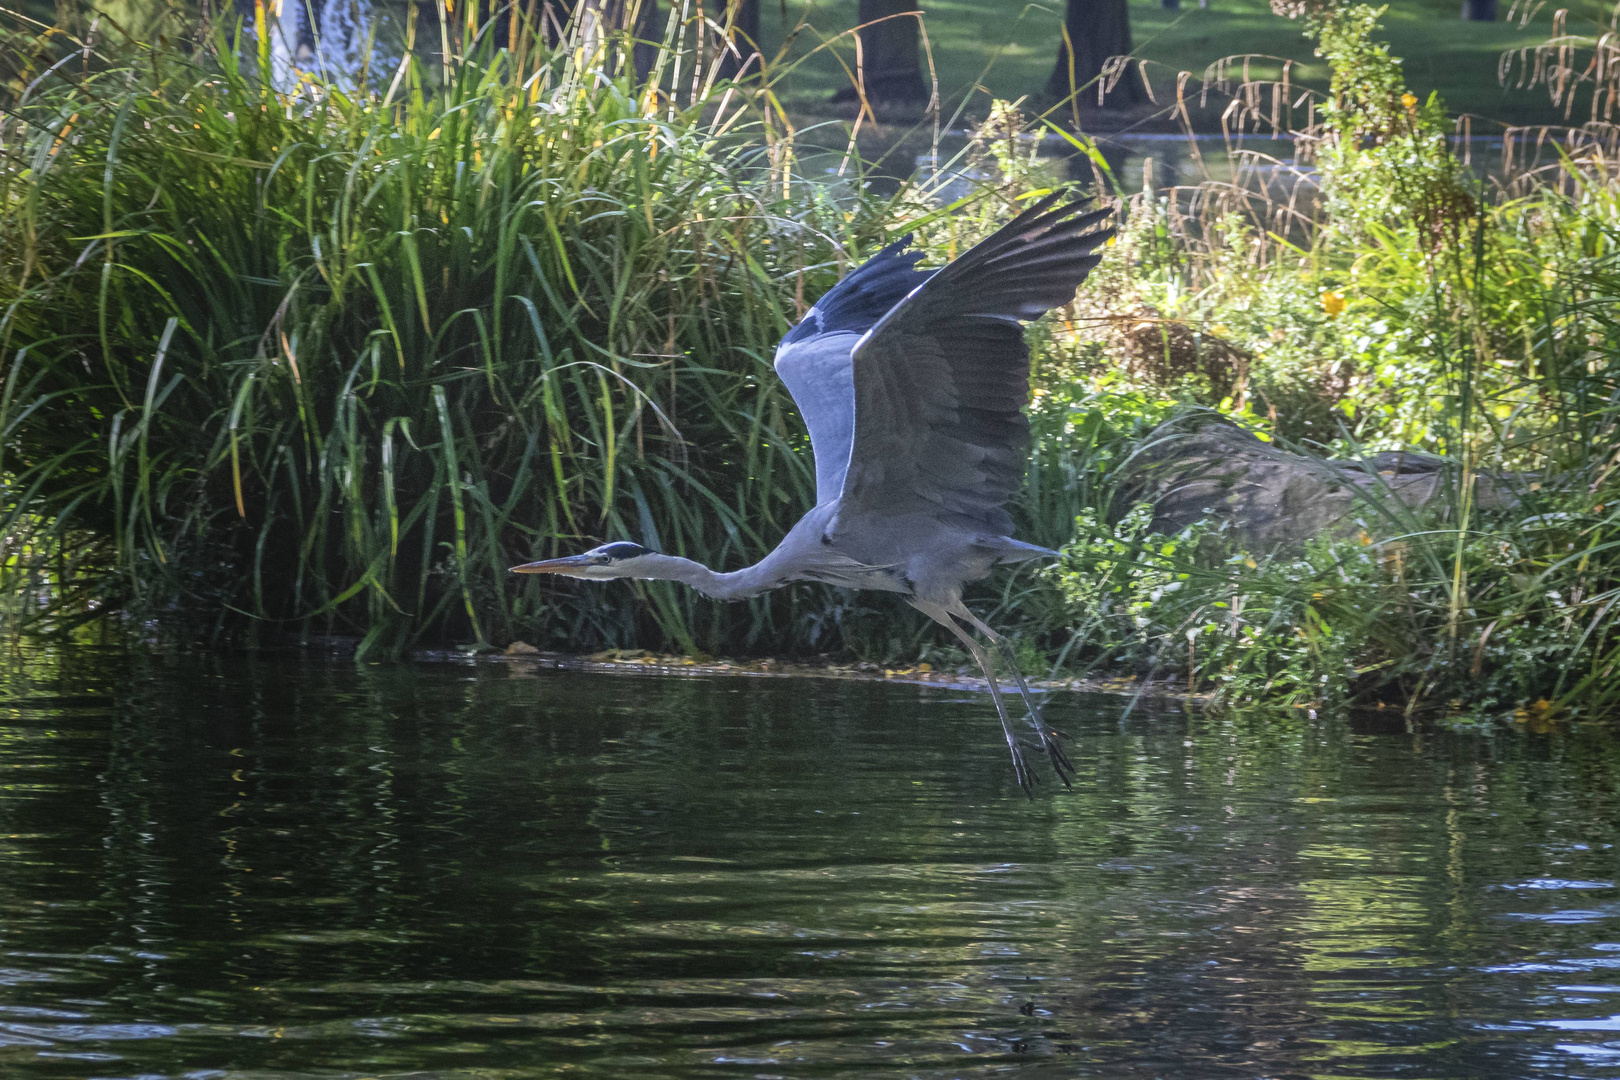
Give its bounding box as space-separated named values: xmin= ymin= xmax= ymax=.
xmin=512 ymin=193 xmax=1115 ymax=793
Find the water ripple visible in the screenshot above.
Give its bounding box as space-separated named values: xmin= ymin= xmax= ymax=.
xmin=1 ymin=652 xmax=1619 ymax=1078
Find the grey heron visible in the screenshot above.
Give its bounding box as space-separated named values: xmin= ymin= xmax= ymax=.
xmin=512 ymin=193 xmax=1114 ymax=791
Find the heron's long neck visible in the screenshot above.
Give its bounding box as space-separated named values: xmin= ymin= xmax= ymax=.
xmin=630 ymin=553 xmax=777 ymax=601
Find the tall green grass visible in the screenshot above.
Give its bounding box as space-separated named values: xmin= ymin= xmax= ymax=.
xmin=0 ymin=6 xmax=948 ymax=656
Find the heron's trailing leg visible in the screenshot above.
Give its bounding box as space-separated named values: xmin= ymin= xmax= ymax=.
xmin=953 ymin=606 xmax=1075 ymax=788
xmin=913 ymin=601 xmax=1037 ymax=794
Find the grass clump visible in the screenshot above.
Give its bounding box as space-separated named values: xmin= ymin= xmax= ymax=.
xmin=0 ymin=9 xmax=905 ymax=657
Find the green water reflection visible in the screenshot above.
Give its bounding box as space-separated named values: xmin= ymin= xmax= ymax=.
xmin=2 ymin=648 xmax=1619 ymax=1078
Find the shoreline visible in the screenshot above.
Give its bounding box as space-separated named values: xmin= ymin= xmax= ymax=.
xmin=782 ymin=103 xmax=1563 ymax=147
xmin=411 ymin=643 xmax=1210 ymax=706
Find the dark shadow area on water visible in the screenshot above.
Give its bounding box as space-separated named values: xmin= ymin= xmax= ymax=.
xmin=2 ymin=647 xmax=1620 ymax=1077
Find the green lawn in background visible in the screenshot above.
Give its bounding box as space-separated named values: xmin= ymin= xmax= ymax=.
xmin=6 ymin=0 xmax=1592 ymax=129
xmin=758 ymin=0 xmax=1606 ymax=129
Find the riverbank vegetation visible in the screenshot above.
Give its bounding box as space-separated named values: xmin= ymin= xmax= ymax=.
xmin=3 ymin=0 xmax=1619 ymax=725
xmin=1 ymin=4 xmax=894 ymax=658
xmin=1022 ymin=0 xmax=1620 ymax=724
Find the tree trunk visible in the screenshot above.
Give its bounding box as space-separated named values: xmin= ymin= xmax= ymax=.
xmin=716 ymin=0 xmax=762 ymax=79
xmin=629 ymin=0 xmax=661 ymax=81
xmin=294 ymin=0 xmax=325 ymax=61
xmin=1045 ymin=0 xmax=1143 ymax=110
xmin=539 ymin=1 xmax=573 ymax=46
xmin=572 ymin=0 xmax=662 ymax=82
xmin=830 ymin=0 xmax=928 ymax=112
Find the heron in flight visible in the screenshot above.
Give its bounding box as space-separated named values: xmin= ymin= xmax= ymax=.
xmin=512 ymin=194 xmax=1113 ymax=791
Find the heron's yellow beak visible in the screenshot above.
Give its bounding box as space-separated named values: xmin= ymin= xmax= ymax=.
xmin=509 ymin=555 xmax=595 ymax=576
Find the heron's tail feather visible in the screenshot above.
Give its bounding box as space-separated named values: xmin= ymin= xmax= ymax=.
xmin=979 ymin=537 xmax=1062 ymax=564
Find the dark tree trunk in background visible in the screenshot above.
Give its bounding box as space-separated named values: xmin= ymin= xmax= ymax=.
xmin=1045 ymin=0 xmax=1143 ymax=110
xmin=830 ymin=0 xmax=928 ymax=112
xmin=1462 ymin=0 xmax=1496 ymax=19
xmin=716 ymin=0 xmax=762 ymax=79
xmin=539 ymin=0 xmax=573 ymax=44
xmin=628 ymin=0 xmax=662 ymax=82
xmin=295 ymin=0 xmax=326 ymax=59
xmin=566 ymin=0 xmax=662 ymax=81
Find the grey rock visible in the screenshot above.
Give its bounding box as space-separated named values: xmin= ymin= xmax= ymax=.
xmin=1117 ymin=417 xmax=1518 ymax=549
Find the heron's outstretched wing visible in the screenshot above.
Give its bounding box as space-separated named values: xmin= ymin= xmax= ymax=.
xmin=772 ymin=237 xmax=930 ymax=505
xmin=839 ymin=195 xmax=1113 ymax=535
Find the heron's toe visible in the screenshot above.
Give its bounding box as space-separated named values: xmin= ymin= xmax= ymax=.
xmin=1006 ymin=739 xmax=1038 ymax=797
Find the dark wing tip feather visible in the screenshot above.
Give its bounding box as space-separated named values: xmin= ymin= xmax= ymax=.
xmin=780 ymin=233 xmax=930 ymax=347
xmin=936 ymin=197 xmax=1114 ymax=321
xmin=950 ymin=195 xmax=1106 ymax=266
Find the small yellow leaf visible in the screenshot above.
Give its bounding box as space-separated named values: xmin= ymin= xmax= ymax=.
xmin=1320 ymin=290 xmax=1346 ymax=317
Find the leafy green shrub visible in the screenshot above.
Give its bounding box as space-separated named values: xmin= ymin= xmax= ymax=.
xmin=1049 ymin=479 xmax=1620 ymax=722
xmin=1049 ymin=506 xmax=1373 ymax=707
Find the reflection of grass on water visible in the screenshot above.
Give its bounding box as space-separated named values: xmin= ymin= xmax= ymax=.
xmin=10 ymin=638 xmax=1620 ymax=1074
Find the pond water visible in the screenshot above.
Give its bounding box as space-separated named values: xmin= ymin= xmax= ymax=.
xmin=3 ymin=649 xmax=1620 ymax=1078
xmin=857 ymin=132 xmax=1307 ymax=201
xmin=820 ymin=127 xmax=1527 ymax=209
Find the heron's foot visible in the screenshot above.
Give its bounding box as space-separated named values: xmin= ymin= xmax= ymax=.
xmin=1016 ymin=701 xmax=1074 ymax=788
xmin=1033 ymin=720 xmax=1075 ymax=788
xmin=1003 ymin=728 xmax=1038 ymax=797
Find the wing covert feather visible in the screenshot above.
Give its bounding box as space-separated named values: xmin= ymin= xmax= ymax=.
xmin=773 ymin=333 xmax=859 ymax=505
xmin=772 ymin=235 xmax=931 ymax=506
